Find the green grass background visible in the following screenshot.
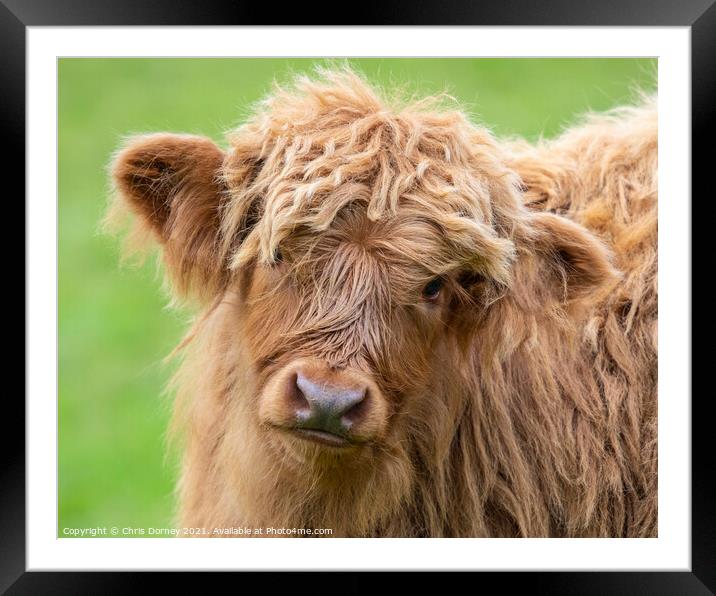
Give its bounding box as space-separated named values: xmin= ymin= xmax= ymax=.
xmin=58 ymin=58 xmax=656 ymax=535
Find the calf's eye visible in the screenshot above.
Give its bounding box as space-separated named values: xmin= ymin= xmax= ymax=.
xmin=422 ymin=277 xmax=444 ymax=302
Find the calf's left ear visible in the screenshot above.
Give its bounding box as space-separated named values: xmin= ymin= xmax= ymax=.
xmin=110 ymin=133 xmax=227 ymax=301
xmin=530 ymin=211 xmax=620 ymax=303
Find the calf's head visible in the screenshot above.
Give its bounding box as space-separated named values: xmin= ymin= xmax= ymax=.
xmin=110 ymin=72 xmax=616 ymax=485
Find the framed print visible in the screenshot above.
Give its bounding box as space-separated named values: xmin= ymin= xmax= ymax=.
xmin=11 ymin=0 xmax=707 ymax=592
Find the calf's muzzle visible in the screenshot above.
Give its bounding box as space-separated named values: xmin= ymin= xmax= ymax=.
xmin=289 ymin=370 xmax=368 ymax=442
xmin=258 ymin=358 xmax=389 ymax=448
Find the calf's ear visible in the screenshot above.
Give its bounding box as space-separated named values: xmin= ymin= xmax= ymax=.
xmin=531 ymin=211 xmax=620 ymax=304
xmin=110 ymin=133 xmax=227 ymax=301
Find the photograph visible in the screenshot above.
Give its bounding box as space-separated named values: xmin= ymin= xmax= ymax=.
xmin=58 ymin=57 xmax=659 ymax=539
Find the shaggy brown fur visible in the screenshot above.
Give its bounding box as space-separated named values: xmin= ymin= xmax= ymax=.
xmin=108 ymin=69 xmax=657 ymax=537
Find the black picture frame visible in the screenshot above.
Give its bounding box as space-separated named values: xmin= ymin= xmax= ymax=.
xmin=8 ymin=1 xmax=707 ymax=592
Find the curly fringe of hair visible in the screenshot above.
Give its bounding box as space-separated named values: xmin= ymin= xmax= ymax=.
xmin=220 ymin=69 xmax=526 ymax=283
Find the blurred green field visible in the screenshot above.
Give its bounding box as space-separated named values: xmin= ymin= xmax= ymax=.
xmin=58 ymin=57 xmax=656 ymax=535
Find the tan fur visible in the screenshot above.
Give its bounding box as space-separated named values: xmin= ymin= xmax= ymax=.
xmin=108 ymin=69 xmax=657 ymax=537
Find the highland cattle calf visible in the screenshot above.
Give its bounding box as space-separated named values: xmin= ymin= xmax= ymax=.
xmin=109 ymin=70 xmax=657 ymax=537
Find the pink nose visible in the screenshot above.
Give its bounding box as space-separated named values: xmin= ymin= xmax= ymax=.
xmin=288 ymin=371 xmax=368 ymax=438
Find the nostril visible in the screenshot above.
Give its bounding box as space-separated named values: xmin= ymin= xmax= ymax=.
xmin=341 ymin=389 xmax=368 ymax=425
xmin=287 ymin=373 xmax=311 ymax=414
